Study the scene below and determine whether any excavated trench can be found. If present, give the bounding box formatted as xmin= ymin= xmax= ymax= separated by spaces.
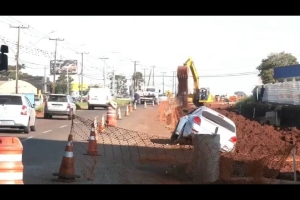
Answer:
xmin=174 ymin=103 xmax=300 ymax=182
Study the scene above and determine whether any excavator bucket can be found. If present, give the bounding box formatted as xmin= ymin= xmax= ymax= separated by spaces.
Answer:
xmin=177 ymin=65 xmax=189 ymax=108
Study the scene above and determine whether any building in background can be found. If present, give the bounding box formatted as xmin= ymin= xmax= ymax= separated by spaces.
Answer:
xmin=0 ymin=80 xmax=37 ymax=94
xmin=20 ymin=76 xmax=51 ymax=93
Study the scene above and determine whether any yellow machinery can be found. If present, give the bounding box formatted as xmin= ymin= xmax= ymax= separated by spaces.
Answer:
xmin=177 ymin=57 xmax=214 ymax=107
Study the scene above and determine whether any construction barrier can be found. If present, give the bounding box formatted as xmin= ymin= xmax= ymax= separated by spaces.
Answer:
xmin=0 ymin=137 xmax=23 ymax=184
xmin=107 ymin=106 xmax=117 ymax=127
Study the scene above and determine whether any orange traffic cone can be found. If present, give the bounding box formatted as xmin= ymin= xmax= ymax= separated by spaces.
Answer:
xmin=134 ymin=102 xmax=137 ymax=110
xmin=99 ymin=115 xmax=105 ymax=133
xmin=84 ymin=123 xmax=100 ymax=156
xmin=106 ymin=106 xmax=117 ymax=127
xmin=53 ymin=134 xmax=80 ymax=182
xmin=144 ymin=101 xmax=147 ymax=109
xmin=125 ymin=105 xmax=129 ymax=116
xmin=129 ymin=103 xmax=133 ymax=112
xmin=152 ymin=101 xmax=155 ymax=107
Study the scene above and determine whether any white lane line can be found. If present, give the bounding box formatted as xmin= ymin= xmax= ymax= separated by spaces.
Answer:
xmin=22 ymin=129 xmax=52 ymax=143
xmin=21 ymin=136 xmax=33 ymax=142
xmin=59 ymin=125 xmax=67 ymax=128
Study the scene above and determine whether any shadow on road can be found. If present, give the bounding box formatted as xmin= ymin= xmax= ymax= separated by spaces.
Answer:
xmin=22 ymin=136 xmax=194 ymax=184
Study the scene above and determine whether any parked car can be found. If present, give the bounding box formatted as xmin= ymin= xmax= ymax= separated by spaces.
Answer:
xmin=0 ymin=94 xmax=36 ymax=133
xmin=158 ymin=93 xmax=168 ymax=102
xmin=170 ymin=106 xmax=237 ymax=152
xmin=44 ymin=94 xmax=76 ymax=120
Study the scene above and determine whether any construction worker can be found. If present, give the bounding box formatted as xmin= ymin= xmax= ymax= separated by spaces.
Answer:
xmin=134 ymin=91 xmax=140 ymax=104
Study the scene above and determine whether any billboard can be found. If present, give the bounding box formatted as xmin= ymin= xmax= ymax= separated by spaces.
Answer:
xmin=50 ymin=60 xmax=78 ymax=75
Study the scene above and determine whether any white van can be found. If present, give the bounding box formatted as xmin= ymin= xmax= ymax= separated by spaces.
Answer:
xmin=87 ymin=88 xmax=112 ymax=110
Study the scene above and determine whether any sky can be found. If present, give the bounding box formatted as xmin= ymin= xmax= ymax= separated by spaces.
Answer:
xmin=1 ymin=16 xmax=300 ymax=95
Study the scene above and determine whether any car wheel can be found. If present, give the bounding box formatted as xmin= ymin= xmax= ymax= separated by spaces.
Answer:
xmin=30 ymin=119 xmax=36 ymax=131
xmin=24 ymin=120 xmax=30 ymax=134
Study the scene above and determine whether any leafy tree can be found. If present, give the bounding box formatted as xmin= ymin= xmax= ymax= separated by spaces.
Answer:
xmin=109 ymin=74 xmax=127 ymax=95
xmin=0 ymin=64 xmax=33 ymax=79
xmin=54 ymin=72 xmax=74 ymax=94
xmin=132 ymin=71 xmax=143 ymax=90
xmin=257 ymin=52 xmax=299 ymax=84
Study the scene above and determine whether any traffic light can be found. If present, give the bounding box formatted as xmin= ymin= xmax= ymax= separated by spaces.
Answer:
xmin=0 ymin=45 xmax=8 ymax=72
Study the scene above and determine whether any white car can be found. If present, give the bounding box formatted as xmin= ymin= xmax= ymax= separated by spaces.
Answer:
xmin=0 ymin=94 xmax=36 ymax=133
xmin=44 ymin=94 xmax=76 ymax=120
xmin=170 ymin=106 xmax=237 ymax=152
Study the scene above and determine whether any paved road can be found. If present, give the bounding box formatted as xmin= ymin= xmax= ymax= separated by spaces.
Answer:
xmin=0 ymin=104 xmax=185 ymax=184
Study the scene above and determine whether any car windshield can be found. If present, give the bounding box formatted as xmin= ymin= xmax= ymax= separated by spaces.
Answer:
xmin=48 ymin=95 xmax=68 ymax=102
xmin=202 ymin=111 xmax=236 ymax=132
xmin=0 ymin=96 xmax=22 ymax=105
xmin=146 ymin=88 xmax=155 ymax=92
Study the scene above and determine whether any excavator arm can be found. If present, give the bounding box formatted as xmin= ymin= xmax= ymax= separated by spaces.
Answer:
xmin=177 ymin=57 xmax=203 ymax=107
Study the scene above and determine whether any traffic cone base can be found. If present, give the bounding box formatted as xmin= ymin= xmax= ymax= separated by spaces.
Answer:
xmin=84 ymin=127 xmax=101 ymax=156
xmin=53 ymin=135 xmax=80 ymax=182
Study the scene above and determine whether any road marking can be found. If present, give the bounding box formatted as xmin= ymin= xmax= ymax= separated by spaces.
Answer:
xmin=42 ymin=130 xmax=52 ymax=133
xmin=60 ymin=125 xmax=67 ymax=128
xmin=21 ymin=136 xmax=33 ymax=142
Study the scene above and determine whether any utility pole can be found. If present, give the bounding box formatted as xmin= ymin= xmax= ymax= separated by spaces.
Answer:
xmin=162 ymin=72 xmax=166 ymax=93
xmin=77 ymin=52 xmax=89 ymax=101
xmin=49 ymin=38 xmax=64 ymax=94
xmin=172 ymin=71 xmax=175 ymax=94
xmin=10 ymin=25 xmax=29 ymax=94
xmin=174 ymin=71 xmax=177 ymax=95
xmin=152 ymin=66 xmax=155 ymax=87
xmin=44 ymin=66 xmax=47 ymax=93
xmin=132 ymin=61 xmax=139 ymax=92
xmin=99 ymin=57 xmax=109 ymax=88
xmin=142 ymin=68 xmax=147 ymax=87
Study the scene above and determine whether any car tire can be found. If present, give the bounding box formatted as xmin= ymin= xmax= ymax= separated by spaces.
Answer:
xmin=24 ymin=120 xmax=30 ymax=134
xmin=48 ymin=115 xmax=52 ymax=119
xmin=30 ymin=119 xmax=36 ymax=132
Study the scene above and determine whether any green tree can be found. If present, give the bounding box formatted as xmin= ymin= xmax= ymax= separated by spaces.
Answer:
xmin=109 ymin=74 xmax=127 ymax=95
xmin=257 ymin=52 xmax=299 ymax=84
xmin=55 ymin=72 xmax=74 ymax=94
xmin=132 ymin=71 xmax=143 ymax=90
xmin=0 ymin=64 xmax=33 ymax=79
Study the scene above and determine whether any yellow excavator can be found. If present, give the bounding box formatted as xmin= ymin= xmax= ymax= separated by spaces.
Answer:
xmin=177 ymin=57 xmax=214 ymax=107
